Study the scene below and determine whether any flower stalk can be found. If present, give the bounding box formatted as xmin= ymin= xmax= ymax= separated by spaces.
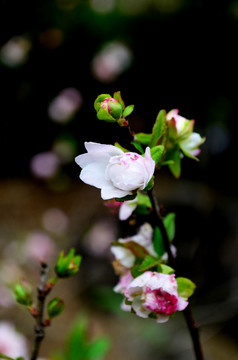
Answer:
xmin=148 ymin=188 xmax=204 ymax=360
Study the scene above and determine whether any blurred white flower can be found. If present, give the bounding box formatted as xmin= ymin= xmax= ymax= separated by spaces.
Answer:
xmin=0 ymin=36 xmax=31 ymax=67
xmin=91 ymin=41 xmax=133 ymax=82
xmin=48 ymin=88 xmax=83 ymax=123
xmin=0 ymin=322 xmax=29 ymax=358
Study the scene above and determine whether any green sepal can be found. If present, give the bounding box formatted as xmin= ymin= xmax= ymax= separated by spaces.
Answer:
xmin=123 ymin=105 xmax=134 ymax=118
xmin=134 ymin=132 xmax=152 ymax=145
xmin=153 ymin=226 xmax=165 ymax=257
xmin=131 ymin=141 xmax=144 ymax=154
xmin=149 ymin=109 xmax=167 ymax=148
xmin=143 ymin=176 xmax=154 ymax=191
xmin=96 ymin=107 xmax=116 ymax=122
xmin=107 ymin=100 xmax=123 ymax=120
xmin=55 ymin=248 xmax=82 ymax=278
xmin=94 ymin=94 xmax=111 ymax=111
xmin=168 ymin=149 xmax=181 ymax=178
xmin=150 ymin=145 xmax=165 ymax=166
xmin=138 ymin=255 xmax=162 ymax=272
xmin=176 ymin=277 xmax=196 ymax=298
xmin=164 ymin=213 xmax=176 ymax=242
xmin=113 ymin=91 xmax=125 ymax=109
xmin=115 ymin=193 xmax=137 ymax=202
xmin=157 ymin=264 xmax=175 ymax=275
xmin=47 ymin=297 xmax=65 ymax=319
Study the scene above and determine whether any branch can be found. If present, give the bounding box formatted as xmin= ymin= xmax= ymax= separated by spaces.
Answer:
xmin=30 ymin=262 xmax=49 ymax=360
xmin=148 ymin=188 xmax=204 ymax=360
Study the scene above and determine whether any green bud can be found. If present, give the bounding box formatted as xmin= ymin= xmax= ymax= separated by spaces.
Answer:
xmin=55 ymin=248 xmax=81 ymax=278
xmin=47 ymin=297 xmax=65 ymax=319
xmin=13 ymin=281 xmax=32 ymax=306
xmin=94 ymin=93 xmax=123 ymax=122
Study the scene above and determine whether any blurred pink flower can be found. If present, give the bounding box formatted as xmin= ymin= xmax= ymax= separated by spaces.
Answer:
xmin=75 ymin=142 xmax=155 ymax=200
xmin=30 ymin=151 xmax=60 ymax=179
xmin=0 ymin=322 xmax=29 ymax=358
xmin=23 ymin=230 xmax=56 ymax=262
xmin=48 ymin=88 xmax=82 ymax=123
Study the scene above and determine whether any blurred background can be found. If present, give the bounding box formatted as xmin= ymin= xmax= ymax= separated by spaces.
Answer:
xmin=0 ymin=0 xmax=238 ymax=359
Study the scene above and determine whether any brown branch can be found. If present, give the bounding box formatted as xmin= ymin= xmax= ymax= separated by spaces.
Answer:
xmin=148 ymin=188 xmax=204 ymax=360
xmin=30 ymin=262 xmax=49 ymax=360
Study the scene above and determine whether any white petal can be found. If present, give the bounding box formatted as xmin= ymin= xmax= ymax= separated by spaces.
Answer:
xmin=119 ymin=200 xmax=137 ymax=220
xmin=85 ymin=141 xmax=123 ymax=157
xmin=177 ymin=296 xmax=188 ymax=311
xmin=156 ymin=314 xmax=169 ymax=323
xmin=101 ymin=185 xmax=130 ymax=200
xmin=80 ymin=163 xmax=109 ymax=189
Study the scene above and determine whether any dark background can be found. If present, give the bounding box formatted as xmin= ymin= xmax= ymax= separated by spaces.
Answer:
xmin=0 ymin=1 xmax=238 ymax=359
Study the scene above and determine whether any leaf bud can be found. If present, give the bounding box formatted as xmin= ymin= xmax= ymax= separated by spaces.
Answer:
xmin=13 ymin=281 xmax=32 ymax=306
xmin=55 ymin=248 xmax=81 ymax=278
xmin=47 ymin=296 xmax=65 ymax=319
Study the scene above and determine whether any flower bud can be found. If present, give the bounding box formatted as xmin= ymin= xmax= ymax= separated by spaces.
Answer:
xmin=55 ymin=248 xmax=81 ymax=278
xmin=47 ymin=297 xmax=65 ymax=319
xmin=13 ymin=281 xmax=32 ymax=306
xmin=94 ymin=94 xmax=123 ymax=122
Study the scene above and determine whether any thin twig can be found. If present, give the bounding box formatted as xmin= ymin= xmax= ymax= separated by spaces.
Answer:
xmin=30 ymin=262 xmax=49 ymax=360
xmin=148 ymin=188 xmax=204 ymax=360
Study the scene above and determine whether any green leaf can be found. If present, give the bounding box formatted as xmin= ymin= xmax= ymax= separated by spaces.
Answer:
xmin=168 ymin=149 xmax=181 ymax=178
xmin=131 ymin=141 xmax=144 ymax=154
xmin=0 ymin=354 xmax=16 ymax=360
xmin=157 ymin=264 xmax=175 ymax=275
xmin=164 ymin=213 xmax=176 ymax=242
xmin=150 ymin=145 xmax=165 ymax=166
xmin=114 ymin=142 xmax=129 ymax=152
xmin=88 ymin=337 xmax=111 ymax=359
xmin=138 ymin=255 xmax=162 ymax=272
xmin=153 ymin=226 xmax=165 ymax=257
xmin=176 ymin=277 xmax=196 ymax=298
xmin=130 ymin=264 xmax=143 ymax=278
xmin=113 ymin=91 xmax=125 ymax=109
xmin=112 ymin=241 xmax=149 ymax=259
xmin=65 ymin=316 xmax=88 ymax=360
xmin=149 ymin=110 xmax=167 ymax=147
xmin=134 ymin=132 xmax=152 ymax=145
xmin=137 ymin=192 xmax=151 ymax=207
xmin=123 ymin=104 xmax=134 ymax=117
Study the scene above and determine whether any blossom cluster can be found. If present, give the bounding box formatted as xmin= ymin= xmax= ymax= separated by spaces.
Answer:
xmin=74 ymin=92 xmax=202 ymax=323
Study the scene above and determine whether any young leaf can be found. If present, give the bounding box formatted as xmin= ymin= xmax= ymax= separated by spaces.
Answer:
xmin=176 ymin=277 xmax=196 ymax=298
xmin=0 ymin=354 xmax=15 ymax=360
xmin=138 ymin=255 xmax=161 ymax=272
xmin=153 ymin=226 xmax=165 ymax=257
xmin=123 ymin=105 xmax=134 ymax=118
xmin=131 ymin=141 xmax=144 ymax=154
xmin=149 ymin=109 xmax=167 ymax=147
xmin=113 ymin=91 xmax=125 ymax=109
xmin=150 ymin=145 xmax=165 ymax=166
xmin=88 ymin=337 xmax=111 ymax=360
xmin=134 ymin=132 xmax=152 ymax=145
xmin=114 ymin=142 xmax=129 ymax=152
xmin=168 ymin=149 xmax=181 ymax=178
xmin=164 ymin=213 xmax=176 ymax=242
xmin=157 ymin=264 xmax=175 ymax=275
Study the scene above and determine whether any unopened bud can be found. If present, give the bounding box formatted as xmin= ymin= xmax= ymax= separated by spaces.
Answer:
xmin=55 ymin=248 xmax=81 ymax=278
xmin=47 ymin=296 xmax=65 ymax=319
xmin=13 ymin=281 xmax=32 ymax=306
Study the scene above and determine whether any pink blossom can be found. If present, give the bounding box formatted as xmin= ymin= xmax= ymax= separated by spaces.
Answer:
xmin=75 ymin=142 xmax=155 ymax=200
xmin=0 ymin=322 xmax=29 ymax=358
xmin=125 ymin=271 xmax=188 ymax=323
xmin=166 ymin=109 xmax=205 ymax=158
